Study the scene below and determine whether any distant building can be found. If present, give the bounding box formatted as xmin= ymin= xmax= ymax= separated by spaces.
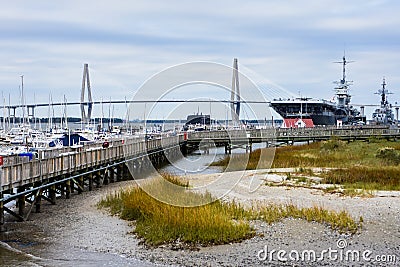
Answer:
xmin=281 ymin=118 xmax=315 ymax=128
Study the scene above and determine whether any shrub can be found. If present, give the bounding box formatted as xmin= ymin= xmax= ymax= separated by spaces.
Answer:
xmin=320 ymin=137 xmax=345 ymax=151
xmin=376 ymin=147 xmax=400 ymax=165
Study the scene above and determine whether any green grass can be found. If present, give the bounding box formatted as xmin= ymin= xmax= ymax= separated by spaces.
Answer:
xmin=250 ymin=204 xmax=360 ymax=234
xmin=214 ymin=139 xmax=400 ymax=169
xmin=98 ymin=174 xmax=361 ymax=247
xmin=321 ymin=166 xmax=400 ymax=191
xmin=212 ymin=139 xmax=400 ymax=191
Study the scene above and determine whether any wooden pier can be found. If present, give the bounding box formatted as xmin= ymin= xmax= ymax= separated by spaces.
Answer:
xmin=186 ymin=126 xmax=400 ymax=153
xmin=0 ymin=135 xmax=186 ymax=231
xmin=1 ymin=125 xmax=400 ymax=231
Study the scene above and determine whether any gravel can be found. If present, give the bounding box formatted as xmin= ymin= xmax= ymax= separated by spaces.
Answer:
xmin=1 ymin=169 xmax=399 ymax=266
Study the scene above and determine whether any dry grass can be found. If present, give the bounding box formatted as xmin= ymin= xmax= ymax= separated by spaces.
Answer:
xmin=322 ymin=167 xmax=400 ymax=191
xmin=250 ymin=203 xmax=360 ymax=234
xmin=98 ymin=173 xmax=254 ymax=246
xmin=212 ymin=140 xmax=400 ymax=191
xmin=98 ymin=174 xmax=361 ymax=246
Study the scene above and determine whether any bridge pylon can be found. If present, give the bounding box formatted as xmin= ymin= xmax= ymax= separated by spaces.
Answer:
xmin=81 ymin=63 xmax=93 ymax=124
xmin=231 ymin=58 xmax=240 ymax=125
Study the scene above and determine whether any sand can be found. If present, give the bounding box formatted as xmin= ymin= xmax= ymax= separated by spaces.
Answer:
xmin=1 ymin=169 xmax=399 ymax=266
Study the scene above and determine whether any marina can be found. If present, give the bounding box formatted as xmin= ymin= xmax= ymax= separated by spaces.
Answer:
xmin=1 ymin=56 xmax=400 ymax=231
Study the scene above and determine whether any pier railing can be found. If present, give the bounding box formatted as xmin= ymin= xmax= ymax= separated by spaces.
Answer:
xmin=187 ymin=126 xmax=400 ymax=142
xmin=0 ymin=134 xmax=184 ymax=192
xmin=1 ymin=126 xmax=399 ymax=192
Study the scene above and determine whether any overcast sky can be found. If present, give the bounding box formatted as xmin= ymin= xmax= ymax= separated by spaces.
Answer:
xmin=0 ymin=0 xmax=399 ymax=119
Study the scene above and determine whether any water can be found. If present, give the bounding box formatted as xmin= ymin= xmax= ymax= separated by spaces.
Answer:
xmin=161 ymin=147 xmax=225 ymax=175
xmin=161 ymin=142 xmax=267 ymax=176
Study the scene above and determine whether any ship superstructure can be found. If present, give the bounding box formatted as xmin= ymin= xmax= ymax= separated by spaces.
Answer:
xmin=372 ymin=77 xmax=394 ymax=125
xmin=270 ymin=55 xmax=365 ymax=127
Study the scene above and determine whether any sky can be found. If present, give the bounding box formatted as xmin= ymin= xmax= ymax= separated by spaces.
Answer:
xmin=0 ymin=0 xmax=400 ymax=119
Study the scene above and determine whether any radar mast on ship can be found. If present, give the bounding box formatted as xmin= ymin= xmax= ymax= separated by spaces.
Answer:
xmin=333 ymin=54 xmax=354 ymax=109
xmin=376 ymin=77 xmax=392 ymax=108
xmin=372 ymin=77 xmax=394 ymax=125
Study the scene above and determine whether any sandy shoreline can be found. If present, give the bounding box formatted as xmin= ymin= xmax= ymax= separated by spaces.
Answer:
xmin=1 ymin=169 xmax=399 ymax=266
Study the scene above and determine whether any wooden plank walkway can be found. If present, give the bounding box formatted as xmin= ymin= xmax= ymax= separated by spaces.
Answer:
xmin=186 ymin=126 xmax=400 ymax=152
xmin=0 ymin=134 xmax=185 ymax=230
xmin=1 ymin=125 xmax=399 ymax=230
xmin=0 ymin=135 xmax=184 ymax=192
xmin=187 ymin=126 xmax=400 ymax=144
xmin=1 ymin=126 xmax=398 ymax=194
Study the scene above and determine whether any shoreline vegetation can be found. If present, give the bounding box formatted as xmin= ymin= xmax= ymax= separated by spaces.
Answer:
xmin=98 ymin=173 xmax=361 ymax=248
xmin=212 ymin=138 xmax=400 ymax=193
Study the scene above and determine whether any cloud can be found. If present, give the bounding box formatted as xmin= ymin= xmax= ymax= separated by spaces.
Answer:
xmin=0 ymin=0 xmax=399 ymax=119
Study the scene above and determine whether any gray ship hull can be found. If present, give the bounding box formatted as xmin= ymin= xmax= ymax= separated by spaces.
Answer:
xmin=310 ymin=114 xmax=336 ymax=125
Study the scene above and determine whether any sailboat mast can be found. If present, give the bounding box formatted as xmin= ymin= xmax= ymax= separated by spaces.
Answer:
xmin=100 ymin=97 xmax=104 ymax=131
xmin=2 ymin=92 xmax=5 ymax=131
xmin=108 ymin=97 xmax=112 ymax=132
xmin=9 ymin=93 xmax=13 ymax=127
xmin=34 ymin=93 xmax=37 ymax=129
xmin=21 ymin=75 xmax=25 ymax=125
xmin=63 ymin=95 xmax=68 ymax=130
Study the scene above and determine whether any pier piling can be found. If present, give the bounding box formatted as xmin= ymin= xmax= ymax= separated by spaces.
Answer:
xmin=17 ymin=188 xmax=25 ymax=217
xmin=65 ymin=180 xmax=71 ymax=199
xmin=0 ymin=193 xmax=4 ymax=232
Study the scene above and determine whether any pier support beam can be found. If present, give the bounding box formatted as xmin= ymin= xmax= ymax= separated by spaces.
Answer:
xmin=103 ymin=168 xmax=109 ymax=185
xmin=77 ymin=176 xmax=84 ymax=194
xmin=116 ymin=165 xmax=122 ymax=181
xmin=225 ymin=143 xmax=231 ymax=154
xmin=70 ymin=178 xmax=75 ymax=194
xmin=0 ymin=193 xmax=4 ymax=232
xmin=122 ymin=164 xmax=128 ymax=180
xmin=65 ymin=180 xmax=71 ymax=199
xmin=88 ymin=171 xmax=93 ymax=191
xmin=245 ymin=144 xmax=252 ymax=153
xmin=110 ymin=167 xmax=115 ymax=183
xmin=49 ymin=184 xmax=56 ymax=205
xmin=17 ymin=187 xmax=26 ymax=217
xmin=35 ymin=190 xmax=42 ymax=213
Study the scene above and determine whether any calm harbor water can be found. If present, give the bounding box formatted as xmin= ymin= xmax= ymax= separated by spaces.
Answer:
xmin=0 ymin=132 xmax=266 ymax=266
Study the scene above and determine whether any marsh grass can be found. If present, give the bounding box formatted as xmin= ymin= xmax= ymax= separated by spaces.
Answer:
xmin=214 ymin=140 xmax=400 ymax=168
xmin=99 ymin=174 xmax=254 ymax=246
xmin=249 ymin=204 xmax=359 ymax=234
xmin=98 ymin=174 xmax=361 ymax=246
xmin=322 ymin=167 xmax=400 ymax=191
xmin=212 ymin=140 xmax=400 ymax=191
